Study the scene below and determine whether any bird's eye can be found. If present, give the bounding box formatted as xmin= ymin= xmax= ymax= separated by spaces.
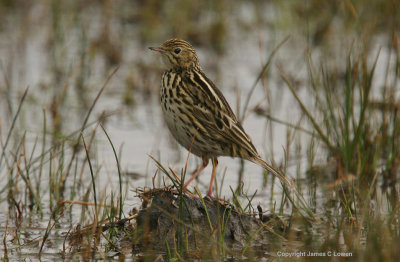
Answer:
xmin=174 ymin=48 xmax=181 ymax=54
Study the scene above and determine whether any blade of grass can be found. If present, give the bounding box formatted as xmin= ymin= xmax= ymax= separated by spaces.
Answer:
xmin=148 ymin=154 xmax=180 ymax=189
xmin=100 ymin=124 xmax=123 ymax=220
xmin=60 ymin=66 xmax=119 ymax=189
xmin=194 ymin=189 xmax=214 ymax=231
xmin=0 ymin=86 xmax=29 ymax=169
xmin=240 ymin=36 xmax=290 ymax=121
xmin=81 ymin=133 xmax=98 ymax=216
xmin=281 ymin=73 xmax=335 ymax=152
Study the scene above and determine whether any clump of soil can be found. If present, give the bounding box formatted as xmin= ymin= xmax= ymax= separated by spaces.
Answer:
xmin=132 ymin=188 xmax=287 ymax=259
xmin=66 ymin=188 xmax=290 ymax=260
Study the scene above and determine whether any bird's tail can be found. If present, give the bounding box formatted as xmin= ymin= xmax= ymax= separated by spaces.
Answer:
xmin=250 ymin=157 xmax=294 ymax=189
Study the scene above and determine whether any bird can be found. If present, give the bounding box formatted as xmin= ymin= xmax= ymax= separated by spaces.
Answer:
xmin=149 ymin=39 xmax=292 ymax=197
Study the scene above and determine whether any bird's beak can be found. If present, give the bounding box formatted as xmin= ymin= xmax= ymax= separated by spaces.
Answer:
xmin=149 ymin=46 xmax=165 ymax=53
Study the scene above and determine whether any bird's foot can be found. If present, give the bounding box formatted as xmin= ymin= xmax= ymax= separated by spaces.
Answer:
xmin=204 ymin=193 xmax=230 ymax=205
xmin=170 ymin=187 xmax=199 ymax=199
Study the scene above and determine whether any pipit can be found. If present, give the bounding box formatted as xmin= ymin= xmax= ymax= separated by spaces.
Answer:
xmin=149 ymin=39 xmax=292 ymax=197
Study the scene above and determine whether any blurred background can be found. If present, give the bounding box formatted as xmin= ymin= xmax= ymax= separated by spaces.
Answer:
xmin=0 ymin=0 xmax=399 ymax=260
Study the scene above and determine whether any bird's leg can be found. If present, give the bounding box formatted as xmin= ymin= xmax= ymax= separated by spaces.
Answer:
xmin=207 ymin=157 xmax=218 ymax=197
xmin=183 ymin=157 xmax=209 ymax=191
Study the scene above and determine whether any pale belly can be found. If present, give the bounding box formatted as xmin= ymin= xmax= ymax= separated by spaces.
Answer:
xmin=161 ymin=103 xmax=205 ymax=157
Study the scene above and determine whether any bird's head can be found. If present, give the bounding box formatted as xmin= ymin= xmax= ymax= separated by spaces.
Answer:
xmin=149 ymin=39 xmax=200 ymax=71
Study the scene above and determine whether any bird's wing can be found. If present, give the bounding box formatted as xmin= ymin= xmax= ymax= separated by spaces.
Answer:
xmin=183 ymin=70 xmax=258 ymax=158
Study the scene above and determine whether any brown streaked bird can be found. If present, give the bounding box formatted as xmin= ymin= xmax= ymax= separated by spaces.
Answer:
xmin=149 ymin=39 xmax=292 ymax=197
